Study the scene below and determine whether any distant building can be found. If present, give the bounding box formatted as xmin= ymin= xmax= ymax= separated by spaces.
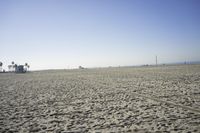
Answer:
xmin=15 ymin=65 xmax=26 ymax=73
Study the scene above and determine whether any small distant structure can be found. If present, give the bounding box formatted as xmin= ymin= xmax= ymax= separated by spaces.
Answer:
xmin=15 ymin=65 xmax=26 ymax=73
xmin=79 ymin=66 xmax=84 ymax=69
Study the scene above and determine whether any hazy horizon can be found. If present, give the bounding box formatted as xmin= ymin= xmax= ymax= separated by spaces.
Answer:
xmin=1 ymin=0 xmax=200 ymax=70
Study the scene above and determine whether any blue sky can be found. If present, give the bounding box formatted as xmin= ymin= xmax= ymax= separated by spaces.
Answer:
xmin=0 ymin=0 xmax=200 ymax=70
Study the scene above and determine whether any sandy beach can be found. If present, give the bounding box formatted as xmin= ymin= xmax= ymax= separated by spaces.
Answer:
xmin=0 ymin=64 xmax=200 ymax=132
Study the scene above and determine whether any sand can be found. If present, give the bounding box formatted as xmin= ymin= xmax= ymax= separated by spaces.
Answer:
xmin=0 ymin=64 xmax=200 ymax=132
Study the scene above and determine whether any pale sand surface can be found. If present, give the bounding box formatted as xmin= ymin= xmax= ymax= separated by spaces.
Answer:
xmin=0 ymin=65 xmax=200 ymax=132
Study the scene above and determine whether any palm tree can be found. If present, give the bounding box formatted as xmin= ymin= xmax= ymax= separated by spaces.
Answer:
xmin=11 ymin=61 xmax=15 ymax=72
xmin=27 ymin=65 xmax=30 ymax=71
xmin=14 ymin=64 xmax=18 ymax=72
xmin=25 ymin=63 xmax=28 ymax=71
xmin=25 ymin=63 xmax=30 ymax=72
xmin=0 ymin=62 xmax=3 ymax=72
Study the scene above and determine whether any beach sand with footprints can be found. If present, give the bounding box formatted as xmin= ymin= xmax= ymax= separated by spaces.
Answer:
xmin=0 ymin=65 xmax=200 ymax=132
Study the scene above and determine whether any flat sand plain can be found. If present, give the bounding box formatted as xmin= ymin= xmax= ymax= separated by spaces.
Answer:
xmin=0 ymin=65 xmax=200 ymax=133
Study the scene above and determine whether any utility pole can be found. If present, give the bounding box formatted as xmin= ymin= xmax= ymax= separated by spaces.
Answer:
xmin=156 ymin=55 xmax=158 ymax=66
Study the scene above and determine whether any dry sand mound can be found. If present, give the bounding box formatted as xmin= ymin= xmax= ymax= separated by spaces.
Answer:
xmin=0 ymin=65 xmax=200 ymax=132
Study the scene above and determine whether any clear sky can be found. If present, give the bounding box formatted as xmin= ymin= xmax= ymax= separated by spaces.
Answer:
xmin=0 ymin=0 xmax=200 ymax=70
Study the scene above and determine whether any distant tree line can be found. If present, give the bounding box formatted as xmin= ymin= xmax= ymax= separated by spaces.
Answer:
xmin=0 ymin=61 xmax=30 ymax=73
